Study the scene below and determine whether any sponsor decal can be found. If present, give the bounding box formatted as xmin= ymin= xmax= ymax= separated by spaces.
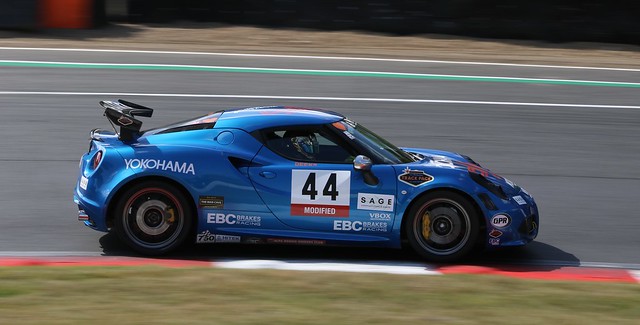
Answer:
xmin=124 ymin=158 xmax=195 ymax=175
xmin=79 ymin=176 xmax=88 ymax=190
xmin=489 ymin=238 xmax=500 ymax=246
xmin=357 ymin=193 xmax=394 ymax=212
xmin=343 ymin=131 xmax=356 ymax=140
xmin=453 ymin=160 xmax=503 ymax=180
xmin=490 ymin=214 xmax=511 ymax=228
xmin=243 ymin=237 xmax=263 ymax=244
xmin=294 ymin=162 xmax=318 ymax=167
xmin=199 ymin=196 xmax=224 ymax=209
xmin=215 ymin=234 xmax=242 ymax=243
xmin=196 ymin=230 xmax=216 ymax=243
xmin=295 ymin=205 xmax=345 ymax=216
xmin=342 ymin=118 xmax=357 ymax=128
xmin=398 ymin=167 xmax=434 ymax=187
xmin=206 ymin=213 xmax=261 ymax=227
xmin=266 ymin=238 xmax=326 ymax=245
xmin=333 ymin=220 xmax=388 ymax=232
xmin=429 ymin=155 xmax=456 ymax=169
xmin=489 ymin=229 xmax=503 ymax=238
xmin=369 ymin=212 xmax=392 ymax=221
xmin=117 ymin=116 xmax=133 ymax=126
xmin=291 ymin=170 xmax=350 ymax=217
xmin=513 ymin=196 xmax=526 ymax=205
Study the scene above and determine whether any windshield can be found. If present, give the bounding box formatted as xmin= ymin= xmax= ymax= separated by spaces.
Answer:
xmin=331 ymin=118 xmax=416 ymax=164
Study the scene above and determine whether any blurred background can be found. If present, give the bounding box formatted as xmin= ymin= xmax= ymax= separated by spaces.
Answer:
xmin=1 ymin=2 xmax=639 ymax=322
xmin=2 ymin=0 xmax=639 ymax=44
xmin=0 ymin=0 xmax=638 ymax=268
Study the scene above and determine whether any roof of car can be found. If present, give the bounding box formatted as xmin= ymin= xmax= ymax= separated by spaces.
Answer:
xmin=213 ymin=106 xmax=345 ymax=132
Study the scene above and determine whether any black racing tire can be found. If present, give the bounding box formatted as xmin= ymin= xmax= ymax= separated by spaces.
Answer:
xmin=405 ymin=191 xmax=479 ymax=262
xmin=114 ymin=181 xmax=193 ymax=255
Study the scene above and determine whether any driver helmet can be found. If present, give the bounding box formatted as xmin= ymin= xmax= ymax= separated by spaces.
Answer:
xmin=287 ymin=131 xmax=319 ymax=160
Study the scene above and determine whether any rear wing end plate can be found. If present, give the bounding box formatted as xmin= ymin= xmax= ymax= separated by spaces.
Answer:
xmin=100 ymin=99 xmax=154 ymax=141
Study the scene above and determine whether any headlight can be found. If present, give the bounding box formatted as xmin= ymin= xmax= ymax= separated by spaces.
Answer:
xmin=460 ymin=154 xmax=481 ymax=167
xmin=469 ymin=172 xmax=507 ymax=200
xmin=503 ymin=177 xmax=521 ymax=192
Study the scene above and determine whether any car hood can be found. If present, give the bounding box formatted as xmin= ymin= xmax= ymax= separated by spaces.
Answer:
xmin=401 ymin=147 xmax=467 ymax=162
xmin=401 ymin=147 xmax=521 ymax=194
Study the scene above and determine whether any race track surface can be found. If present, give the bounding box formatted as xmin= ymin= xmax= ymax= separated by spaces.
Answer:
xmin=0 ymin=46 xmax=638 ymax=268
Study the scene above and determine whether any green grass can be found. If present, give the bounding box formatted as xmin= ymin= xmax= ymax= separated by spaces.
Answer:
xmin=0 ymin=267 xmax=638 ymax=324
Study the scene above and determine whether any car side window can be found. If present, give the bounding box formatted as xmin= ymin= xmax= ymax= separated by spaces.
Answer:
xmin=263 ymin=128 xmax=355 ymax=164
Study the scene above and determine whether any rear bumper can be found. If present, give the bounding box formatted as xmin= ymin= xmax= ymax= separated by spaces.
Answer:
xmin=74 ymin=187 xmax=108 ymax=232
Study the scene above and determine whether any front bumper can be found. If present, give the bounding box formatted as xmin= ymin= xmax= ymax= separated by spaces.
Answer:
xmin=482 ymin=191 xmax=539 ymax=248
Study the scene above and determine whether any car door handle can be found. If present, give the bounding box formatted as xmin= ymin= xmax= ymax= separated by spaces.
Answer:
xmin=259 ymin=171 xmax=276 ymax=179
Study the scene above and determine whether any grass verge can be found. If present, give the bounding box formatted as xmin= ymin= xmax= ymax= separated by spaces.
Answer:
xmin=0 ymin=266 xmax=639 ymax=324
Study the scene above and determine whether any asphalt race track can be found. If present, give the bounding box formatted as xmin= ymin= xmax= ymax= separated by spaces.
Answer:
xmin=0 ymin=47 xmax=639 ymax=268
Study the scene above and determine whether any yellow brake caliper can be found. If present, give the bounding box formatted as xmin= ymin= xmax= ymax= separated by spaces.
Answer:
xmin=165 ymin=207 xmax=176 ymax=224
xmin=421 ymin=211 xmax=431 ymax=240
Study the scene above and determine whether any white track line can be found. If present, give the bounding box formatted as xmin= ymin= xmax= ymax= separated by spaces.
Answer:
xmin=578 ymin=261 xmax=640 ymax=270
xmin=1 ymin=91 xmax=639 ymax=110
xmin=4 ymin=59 xmax=638 ymax=86
xmin=215 ymin=259 xmax=440 ymax=275
xmin=630 ymin=270 xmax=640 ymax=283
xmin=1 ymin=47 xmax=638 ymax=72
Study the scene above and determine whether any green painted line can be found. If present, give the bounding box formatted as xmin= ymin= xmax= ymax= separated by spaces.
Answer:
xmin=2 ymin=60 xmax=639 ymax=88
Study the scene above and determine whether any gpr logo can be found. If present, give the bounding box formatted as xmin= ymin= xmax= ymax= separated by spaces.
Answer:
xmin=334 ymin=220 xmax=362 ymax=231
xmin=490 ymin=214 xmax=510 ymax=228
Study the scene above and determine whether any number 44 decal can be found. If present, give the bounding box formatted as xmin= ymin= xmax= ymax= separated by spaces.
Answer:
xmin=291 ymin=170 xmax=350 ymax=217
xmin=302 ymin=172 xmax=339 ymax=201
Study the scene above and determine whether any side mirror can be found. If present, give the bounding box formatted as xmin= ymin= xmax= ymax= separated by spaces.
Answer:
xmin=353 ymin=155 xmax=372 ymax=171
xmin=353 ymin=155 xmax=379 ymax=185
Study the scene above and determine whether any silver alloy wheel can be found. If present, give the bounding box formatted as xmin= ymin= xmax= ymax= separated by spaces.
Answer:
xmin=412 ymin=198 xmax=472 ymax=256
xmin=134 ymin=200 xmax=172 ymax=236
xmin=122 ymin=187 xmax=185 ymax=250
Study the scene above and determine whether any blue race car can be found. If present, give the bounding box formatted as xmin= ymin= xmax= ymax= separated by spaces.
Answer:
xmin=74 ymin=100 xmax=538 ymax=262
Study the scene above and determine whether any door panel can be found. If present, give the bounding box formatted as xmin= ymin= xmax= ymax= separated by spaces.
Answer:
xmin=249 ymin=146 xmax=398 ymax=233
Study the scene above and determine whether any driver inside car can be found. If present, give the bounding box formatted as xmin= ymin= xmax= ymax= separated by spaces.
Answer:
xmin=283 ymin=130 xmax=319 ymax=160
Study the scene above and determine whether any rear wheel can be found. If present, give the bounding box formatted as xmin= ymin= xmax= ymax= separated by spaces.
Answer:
xmin=405 ymin=191 xmax=479 ymax=262
xmin=114 ymin=181 xmax=193 ymax=255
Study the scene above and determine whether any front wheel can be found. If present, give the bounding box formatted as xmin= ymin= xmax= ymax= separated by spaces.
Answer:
xmin=114 ymin=181 xmax=193 ymax=255
xmin=405 ymin=191 xmax=479 ymax=262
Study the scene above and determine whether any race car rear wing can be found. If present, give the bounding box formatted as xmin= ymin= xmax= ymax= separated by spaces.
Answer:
xmin=100 ymin=99 xmax=154 ymax=141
